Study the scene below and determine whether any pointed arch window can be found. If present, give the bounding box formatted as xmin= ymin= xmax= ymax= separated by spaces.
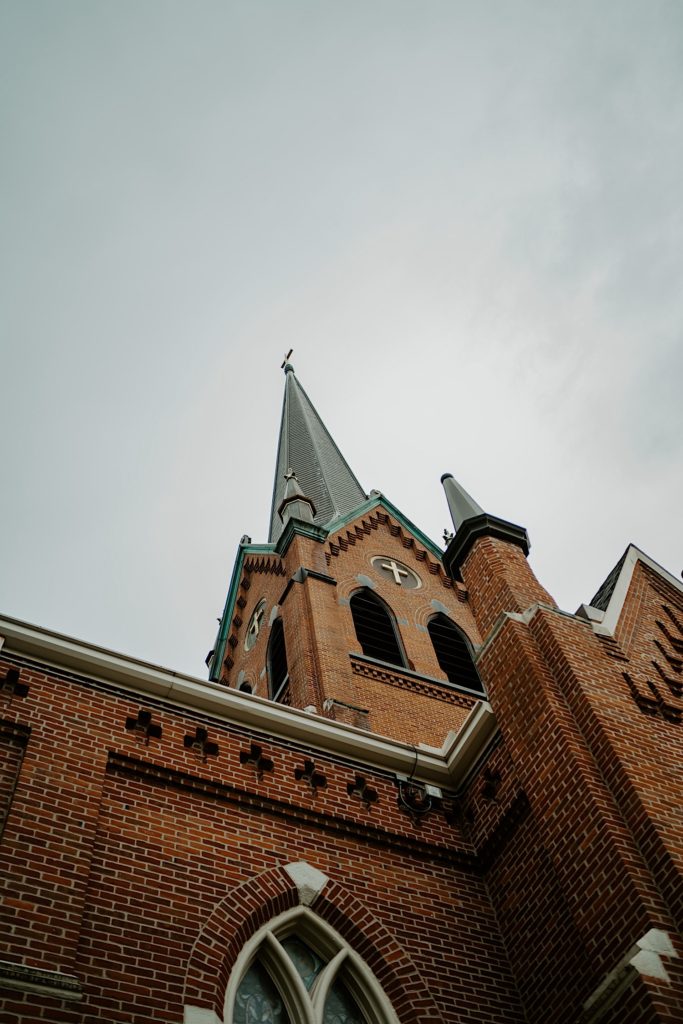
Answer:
xmin=350 ymin=590 xmax=406 ymax=669
xmin=227 ymin=907 xmax=399 ymax=1024
xmin=267 ymin=618 xmax=289 ymax=702
xmin=428 ymin=614 xmax=485 ymax=695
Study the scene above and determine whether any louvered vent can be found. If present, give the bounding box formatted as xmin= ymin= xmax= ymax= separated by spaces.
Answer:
xmin=350 ymin=590 xmax=406 ymax=669
xmin=267 ymin=619 xmax=289 ymax=701
xmin=428 ymin=615 xmax=485 ymax=694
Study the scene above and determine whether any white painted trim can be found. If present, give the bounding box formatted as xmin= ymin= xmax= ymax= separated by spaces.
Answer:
xmin=476 ymin=602 xmax=590 ymax=662
xmin=184 ymin=1008 xmax=222 ymax=1024
xmin=599 ymin=545 xmax=683 ymax=638
xmin=284 ymin=862 xmax=329 ymax=906
xmin=0 ymin=961 xmax=82 ymax=1001
xmin=582 ymin=928 xmax=679 ymax=1022
xmin=223 ymin=904 xmax=401 ymax=1024
xmin=0 ymin=614 xmax=496 ymax=788
xmin=441 ymin=701 xmax=498 ymax=787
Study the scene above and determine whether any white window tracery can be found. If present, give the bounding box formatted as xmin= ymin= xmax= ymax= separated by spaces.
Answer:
xmin=225 ymin=906 xmax=399 ymax=1024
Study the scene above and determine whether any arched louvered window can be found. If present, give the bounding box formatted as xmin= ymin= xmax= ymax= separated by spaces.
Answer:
xmin=227 ymin=906 xmax=399 ymax=1024
xmin=267 ymin=618 xmax=289 ymax=701
xmin=428 ymin=614 xmax=485 ymax=695
xmin=350 ymin=590 xmax=406 ymax=669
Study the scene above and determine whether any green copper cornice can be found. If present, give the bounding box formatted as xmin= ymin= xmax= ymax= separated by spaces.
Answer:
xmin=209 ymin=542 xmax=275 ymax=682
xmin=274 ymin=518 xmax=330 ymax=556
xmin=210 ymin=494 xmax=443 ymax=681
xmin=325 ymin=493 xmax=443 ymax=561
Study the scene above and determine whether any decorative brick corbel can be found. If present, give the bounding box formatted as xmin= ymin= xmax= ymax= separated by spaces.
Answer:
xmin=480 ymin=767 xmax=502 ymax=801
xmin=239 ymin=742 xmax=274 ymax=775
xmin=294 ymin=759 xmax=327 ymax=791
xmin=0 ymin=666 xmax=29 ymax=700
xmin=183 ymin=726 xmax=219 ymax=760
xmin=125 ymin=709 xmax=162 ymax=744
xmin=347 ymin=774 xmax=378 ymax=806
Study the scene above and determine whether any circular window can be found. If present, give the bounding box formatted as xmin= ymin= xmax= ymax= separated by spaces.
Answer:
xmin=370 ymin=556 xmax=421 ymax=590
xmin=244 ymin=599 xmax=267 ymax=651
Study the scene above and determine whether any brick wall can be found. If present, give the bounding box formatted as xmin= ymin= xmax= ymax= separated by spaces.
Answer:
xmin=457 ymin=536 xmax=683 ymax=1023
xmin=0 ymin=652 xmax=525 ymax=1024
xmin=223 ymin=507 xmax=484 ymax=748
xmin=2 ymin=524 xmax=682 ymax=1023
xmin=0 ymin=721 xmax=27 ymax=839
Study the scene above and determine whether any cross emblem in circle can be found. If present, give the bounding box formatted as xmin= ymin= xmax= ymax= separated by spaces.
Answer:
xmin=248 ymin=606 xmax=264 ymax=639
xmin=381 ymin=560 xmax=409 ymax=586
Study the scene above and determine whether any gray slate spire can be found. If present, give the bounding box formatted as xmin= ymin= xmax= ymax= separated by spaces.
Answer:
xmin=269 ymin=363 xmax=366 ymax=543
xmin=441 ymin=473 xmax=484 ymax=532
xmin=440 ymin=471 xmax=530 ymax=577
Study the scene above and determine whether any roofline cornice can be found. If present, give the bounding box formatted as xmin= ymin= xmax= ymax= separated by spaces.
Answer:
xmin=210 ymin=542 xmax=276 ymax=681
xmin=0 ymin=614 xmax=497 ymax=789
xmin=592 ymin=544 xmax=683 ymax=637
xmin=325 ymin=494 xmax=444 ymax=561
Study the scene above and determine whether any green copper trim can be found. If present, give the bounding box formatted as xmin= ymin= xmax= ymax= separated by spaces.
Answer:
xmin=325 ymin=494 xmax=443 ymax=561
xmin=209 ymin=542 xmax=275 ymax=682
xmin=210 ymin=497 xmax=442 ymax=681
xmin=274 ymin=518 xmax=330 ymax=556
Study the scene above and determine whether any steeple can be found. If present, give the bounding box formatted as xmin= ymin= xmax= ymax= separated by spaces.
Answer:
xmin=268 ymin=361 xmax=366 ymax=543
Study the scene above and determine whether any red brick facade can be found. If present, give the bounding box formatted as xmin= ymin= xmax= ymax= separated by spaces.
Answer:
xmin=1 ymin=499 xmax=682 ymax=1023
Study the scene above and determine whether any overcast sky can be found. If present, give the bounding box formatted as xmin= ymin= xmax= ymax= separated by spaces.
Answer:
xmin=1 ymin=1 xmax=681 ymax=677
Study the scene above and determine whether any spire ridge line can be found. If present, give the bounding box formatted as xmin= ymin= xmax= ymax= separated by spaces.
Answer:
xmin=268 ymin=368 xmax=366 ymax=543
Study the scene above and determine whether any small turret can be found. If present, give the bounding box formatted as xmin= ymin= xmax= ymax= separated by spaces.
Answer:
xmin=277 ymin=468 xmax=316 ymax=527
xmin=441 ymin=472 xmax=529 ymax=579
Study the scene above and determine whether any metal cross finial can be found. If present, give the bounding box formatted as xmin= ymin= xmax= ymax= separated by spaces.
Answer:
xmin=281 ymin=348 xmax=293 ymax=369
xmin=284 ymin=467 xmax=297 ymax=481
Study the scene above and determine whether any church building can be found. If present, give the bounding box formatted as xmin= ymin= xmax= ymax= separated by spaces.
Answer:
xmin=1 ymin=361 xmax=682 ymax=1023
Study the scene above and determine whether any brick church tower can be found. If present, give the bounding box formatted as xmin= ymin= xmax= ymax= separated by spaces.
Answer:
xmin=0 ymin=361 xmax=682 ymax=1023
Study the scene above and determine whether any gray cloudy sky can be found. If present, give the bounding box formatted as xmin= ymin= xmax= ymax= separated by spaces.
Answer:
xmin=1 ymin=1 xmax=681 ymax=677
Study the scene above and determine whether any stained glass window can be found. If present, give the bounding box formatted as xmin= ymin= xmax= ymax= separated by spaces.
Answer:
xmin=323 ymin=979 xmax=365 ymax=1024
xmin=281 ymin=936 xmax=324 ymax=991
xmin=229 ymin=910 xmax=394 ymax=1024
xmin=234 ymin=961 xmax=290 ymax=1024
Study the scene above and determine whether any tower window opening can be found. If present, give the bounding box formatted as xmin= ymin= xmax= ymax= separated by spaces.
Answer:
xmin=267 ymin=618 xmax=289 ymax=701
xmin=350 ymin=590 xmax=407 ymax=669
xmin=428 ymin=614 xmax=485 ymax=694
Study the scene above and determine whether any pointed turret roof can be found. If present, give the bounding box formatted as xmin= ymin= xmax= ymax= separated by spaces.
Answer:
xmin=441 ymin=473 xmax=484 ymax=531
xmin=268 ymin=362 xmax=366 ymax=543
xmin=441 ymin=471 xmax=530 ymax=577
